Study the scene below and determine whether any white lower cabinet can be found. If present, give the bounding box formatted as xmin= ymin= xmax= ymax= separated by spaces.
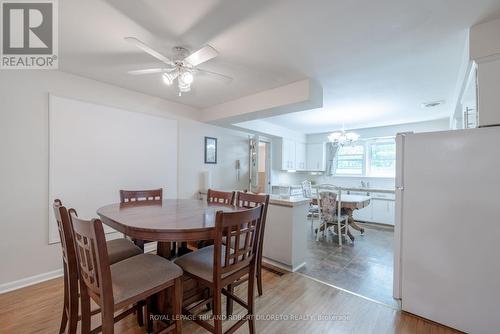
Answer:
xmin=352 ymin=196 xmax=395 ymax=225
xmin=353 ymin=204 xmax=372 ymax=222
xmin=370 ymin=199 xmax=395 ymax=225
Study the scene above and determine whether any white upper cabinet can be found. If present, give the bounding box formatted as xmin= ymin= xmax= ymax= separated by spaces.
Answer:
xmin=295 ymin=142 xmax=306 ymax=170
xmin=280 ymin=139 xmax=325 ymax=171
xmin=306 ymin=143 xmax=326 ymax=171
xmin=281 ymin=138 xmax=296 ymax=170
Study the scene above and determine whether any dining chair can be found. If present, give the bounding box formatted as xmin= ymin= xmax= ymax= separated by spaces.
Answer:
xmin=234 ymin=192 xmax=269 ymax=296
xmin=174 ymin=206 xmax=263 ymax=334
xmin=317 ymin=191 xmax=352 ymax=242
xmin=119 ymin=188 xmax=163 ymax=250
xmin=53 ymin=199 xmax=144 ymax=334
xmin=207 ymin=189 xmax=235 ymax=205
xmin=194 ymin=189 xmax=236 ymax=250
xmin=69 ymin=210 xmax=184 ymax=334
xmin=223 ymin=192 xmax=269 ymax=317
xmin=302 ymin=180 xmax=319 ymax=226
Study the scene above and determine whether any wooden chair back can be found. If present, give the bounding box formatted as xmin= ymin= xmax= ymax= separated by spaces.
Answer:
xmin=235 ymin=192 xmax=269 ymax=261
xmin=53 ymin=199 xmax=80 ymax=332
xmin=213 ymin=206 xmax=263 ymax=283
xmin=207 ymin=189 xmax=235 ymax=205
xmin=69 ymin=211 xmax=113 ymax=306
xmin=53 ymin=200 xmax=78 ymax=279
xmin=119 ymin=188 xmax=163 ymax=203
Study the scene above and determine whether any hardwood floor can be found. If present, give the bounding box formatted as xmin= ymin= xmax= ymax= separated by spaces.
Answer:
xmin=0 ymin=270 xmax=460 ymax=334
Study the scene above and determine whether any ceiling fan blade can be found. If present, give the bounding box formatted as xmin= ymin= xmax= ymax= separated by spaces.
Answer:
xmin=125 ymin=37 xmax=174 ymax=66
xmin=196 ymin=68 xmax=233 ymax=83
xmin=127 ymin=68 xmax=173 ymax=75
xmin=184 ymin=45 xmax=218 ymax=66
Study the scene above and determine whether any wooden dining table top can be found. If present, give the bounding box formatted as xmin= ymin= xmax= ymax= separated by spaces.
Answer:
xmin=311 ymin=194 xmax=371 ymax=210
xmin=339 ymin=194 xmax=371 ymax=210
xmin=97 ymin=199 xmax=247 ymax=242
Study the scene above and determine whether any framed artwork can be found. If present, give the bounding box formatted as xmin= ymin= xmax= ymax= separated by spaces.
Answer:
xmin=204 ymin=137 xmax=217 ymax=164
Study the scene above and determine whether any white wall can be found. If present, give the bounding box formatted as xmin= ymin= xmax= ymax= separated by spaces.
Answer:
xmin=177 ymin=119 xmax=249 ymax=199
xmin=0 ymin=70 xmax=249 ymax=287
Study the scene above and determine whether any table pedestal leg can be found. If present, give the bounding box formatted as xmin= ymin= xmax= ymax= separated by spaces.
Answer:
xmin=157 ymin=241 xmax=174 ymax=259
xmin=154 ymin=241 xmax=207 ymax=323
xmin=345 ymin=209 xmax=365 ymax=234
xmin=177 ymin=242 xmax=191 ymax=256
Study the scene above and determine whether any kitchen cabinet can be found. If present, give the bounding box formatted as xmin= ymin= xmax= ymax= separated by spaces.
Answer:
xmin=371 ymin=198 xmax=395 ymax=225
xmin=353 ymin=203 xmax=372 ymax=222
xmin=280 ymin=139 xmax=325 ymax=171
xmin=306 ymin=143 xmax=326 ymax=171
xmin=281 ymin=139 xmax=296 ymax=170
xmin=295 ymin=142 xmax=306 ymax=170
xmin=352 ymin=193 xmax=395 ymax=225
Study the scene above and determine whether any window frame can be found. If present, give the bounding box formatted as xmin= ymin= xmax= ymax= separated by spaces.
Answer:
xmin=334 ymin=144 xmax=365 ymax=176
xmin=366 ymin=139 xmax=396 ymax=178
xmin=333 ymin=137 xmax=396 ymax=178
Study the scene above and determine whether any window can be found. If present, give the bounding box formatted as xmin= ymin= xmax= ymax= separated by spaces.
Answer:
xmin=368 ymin=141 xmax=396 ymax=177
xmin=333 ymin=138 xmax=396 ymax=177
xmin=335 ymin=145 xmax=364 ymax=175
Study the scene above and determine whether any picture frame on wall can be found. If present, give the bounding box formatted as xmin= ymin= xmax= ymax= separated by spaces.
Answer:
xmin=204 ymin=137 xmax=217 ymax=164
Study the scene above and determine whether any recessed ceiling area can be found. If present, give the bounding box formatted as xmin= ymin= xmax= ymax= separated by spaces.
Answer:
xmin=59 ymin=0 xmax=500 ymax=131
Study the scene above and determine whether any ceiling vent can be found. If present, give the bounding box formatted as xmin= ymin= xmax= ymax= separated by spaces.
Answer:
xmin=421 ymin=100 xmax=445 ymax=109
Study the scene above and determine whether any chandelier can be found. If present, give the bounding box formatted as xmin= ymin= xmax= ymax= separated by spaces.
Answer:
xmin=328 ymin=129 xmax=360 ymax=145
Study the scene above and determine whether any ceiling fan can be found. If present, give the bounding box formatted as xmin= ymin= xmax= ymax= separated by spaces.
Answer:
xmin=125 ymin=37 xmax=233 ymax=96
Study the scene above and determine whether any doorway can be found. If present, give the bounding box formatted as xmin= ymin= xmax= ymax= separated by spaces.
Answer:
xmin=249 ymin=137 xmax=271 ymax=194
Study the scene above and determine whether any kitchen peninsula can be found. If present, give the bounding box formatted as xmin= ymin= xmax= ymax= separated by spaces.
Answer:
xmin=262 ymin=195 xmax=310 ymax=272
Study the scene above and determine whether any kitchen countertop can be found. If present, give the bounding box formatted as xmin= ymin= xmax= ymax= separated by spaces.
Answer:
xmin=269 ymin=195 xmax=310 ymax=207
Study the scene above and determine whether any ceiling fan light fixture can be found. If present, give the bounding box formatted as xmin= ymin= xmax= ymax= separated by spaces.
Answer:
xmin=126 ymin=37 xmax=232 ymax=97
xmin=162 ymin=72 xmax=174 ymax=86
xmin=179 ymin=70 xmax=194 ymax=85
xmin=178 ymin=80 xmax=191 ymax=93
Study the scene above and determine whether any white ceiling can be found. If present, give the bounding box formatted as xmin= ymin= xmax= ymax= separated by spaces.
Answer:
xmin=60 ymin=0 xmax=500 ymax=131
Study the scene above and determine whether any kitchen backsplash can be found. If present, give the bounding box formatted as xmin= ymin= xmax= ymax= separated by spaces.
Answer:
xmin=272 ymin=170 xmax=395 ymax=190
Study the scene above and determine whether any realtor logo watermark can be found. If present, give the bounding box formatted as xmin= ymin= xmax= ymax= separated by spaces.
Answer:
xmin=1 ymin=0 xmax=58 ymax=69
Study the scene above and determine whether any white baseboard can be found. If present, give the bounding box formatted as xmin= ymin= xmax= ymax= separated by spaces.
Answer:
xmin=0 ymin=268 xmax=63 ymax=294
xmin=1 ymin=240 xmax=156 ymax=294
xmin=262 ymin=257 xmax=306 ymax=273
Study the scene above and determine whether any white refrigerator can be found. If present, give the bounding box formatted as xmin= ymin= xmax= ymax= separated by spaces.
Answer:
xmin=394 ymin=127 xmax=500 ymax=334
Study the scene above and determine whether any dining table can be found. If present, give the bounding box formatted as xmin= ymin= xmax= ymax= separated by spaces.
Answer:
xmin=97 ymin=198 xmax=248 ymax=313
xmin=339 ymin=194 xmax=371 ymax=235
xmin=97 ymin=198 xmax=246 ymax=258
xmin=312 ymin=193 xmax=371 ymax=235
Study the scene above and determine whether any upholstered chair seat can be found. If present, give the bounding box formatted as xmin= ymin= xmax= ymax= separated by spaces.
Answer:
xmin=107 ymin=238 xmax=143 ymax=265
xmin=111 ymin=253 xmax=183 ymax=305
xmin=174 ymin=245 xmax=235 ymax=283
